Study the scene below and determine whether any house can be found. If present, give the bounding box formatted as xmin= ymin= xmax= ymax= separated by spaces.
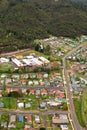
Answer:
xmin=39 ymin=79 xmax=45 ymax=85
xmin=28 ymin=81 xmax=33 ymax=86
xmin=6 ymin=88 xmax=11 ymax=93
xmin=43 ymin=73 xmax=49 ymax=78
xmin=30 ymin=73 xmax=37 ymax=79
xmin=29 ymin=89 xmax=35 ymax=94
xmin=11 ymin=74 xmax=20 ymax=79
xmin=21 ymin=74 xmax=28 ymax=79
xmin=14 ymin=88 xmax=19 ymax=92
xmin=45 ymin=81 xmax=50 ymax=86
xmin=33 ymin=80 xmax=39 ymax=85
xmin=9 ymin=115 xmax=16 ymax=123
xmin=41 ymin=89 xmax=47 ymax=95
xmin=24 ymin=125 xmax=31 ymax=130
xmin=60 ymin=125 xmax=68 ymax=130
xmin=48 ymin=90 xmax=55 ymax=95
xmin=55 ymin=92 xmax=65 ymax=98
xmin=0 ymin=57 xmax=9 ymax=63
xmin=52 ymin=115 xmax=69 ymax=124
xmin=35 ymin=90 xmax=40 ymax=95
xmin=12 ymin=79 xmax=19 ymax=85
xmin=55 ymin=98 xmax=66 ymax=103
xmin=22 ymin=89 xmax=27 ymax=94
xmin=25 ymin=115 xmax=32 ymax=124
xmin=8 ymin=115 xmax=16 ymax=128
xmin=39 ymin=102 xmax=46 ymax=109
xmin=18 ymin=115 xmax=24 ymax=122
xmin=35 ymin=115 xmax=40 ymax=123
xmin=20 ymin=79 xmax=26 ymax=85
xmin=1 ymin=122 xmax=8 ymax=128
xmin=47 ymin=101 xmax=61 ymax=106
xmin=0 ymin=93 xmax=2 ymax=97
xmin=5 ymin=78 xmax=12 ymax=85
xmin=0 ymin=102 xmax=4 ymax=107
xmin=17 ymin=102 xmax=24 ymax=109
xmin=80 ymin=77 xmax=87 ymax=84
xmin=25 ymin=103 xmax=31 ymax=108
xmin=0 ymin=74 xmax=7 ymax=78
xmin=0 ymin=79 xmax=4 ymax=85
xmin=37 ymin=73 xmax=43 ymax=79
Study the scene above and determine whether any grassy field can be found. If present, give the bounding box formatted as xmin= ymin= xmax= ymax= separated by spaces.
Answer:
xmin=73 ymin=97 xmax=86 ymax=127
xmin=0 ymin=62 xmax=14 ymax=73
xmin=83 ymin=88 xmax=87 ymax=121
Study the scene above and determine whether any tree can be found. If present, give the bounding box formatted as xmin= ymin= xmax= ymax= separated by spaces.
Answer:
xmin=35 ymin=44 xmax=40 ymax=51
xmin=62 ymin=103 xmax=68 ymax=110
xmin=40 ymin=128 xmax=46 ymax=130
xmin=8 ymin=91 xmax=22 ymax=98
xmin=44 ymin=45 xmax=51 ymax=55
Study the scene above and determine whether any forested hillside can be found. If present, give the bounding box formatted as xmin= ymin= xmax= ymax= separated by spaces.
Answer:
xmin=0 ymin=0 xmax=87 ymax=53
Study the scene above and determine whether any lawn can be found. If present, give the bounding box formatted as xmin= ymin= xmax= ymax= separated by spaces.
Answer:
xmin=83 ymin=88 xmax=87 ymax=121
xmin=16 ymin=122 xmax=24 ymax=129
xmin=0 ymin=97 xmax=17 ymax=109
xmin=31 ymin=101 xmax=39 ymax=110
xmin=73 ymin=97 xmax=86 ymax=127
xmin=0 ymin=62 xmax=14 ymax=73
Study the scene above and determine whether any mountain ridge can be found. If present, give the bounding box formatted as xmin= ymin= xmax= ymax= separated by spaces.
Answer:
xmin=0 ymin=0 xmax=87 ymax=53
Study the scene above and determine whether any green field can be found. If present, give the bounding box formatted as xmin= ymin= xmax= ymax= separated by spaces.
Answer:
xmin=83 ymin=88 xmax=87 ymax=121
xmin=0 ymin=62 xmax=14 ymax=73
xmin=73 ymin=98 xmax=86 ymax=127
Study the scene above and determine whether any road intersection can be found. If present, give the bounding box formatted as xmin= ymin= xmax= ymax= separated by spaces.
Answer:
xmin=0 ymin=43 xmax=87 ymax=130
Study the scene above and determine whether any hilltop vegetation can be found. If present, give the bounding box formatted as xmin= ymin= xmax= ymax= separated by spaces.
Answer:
xmin=0 ymin=0 xmax=87 ymax=53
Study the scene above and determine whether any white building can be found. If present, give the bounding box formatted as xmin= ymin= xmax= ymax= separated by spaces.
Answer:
xmin=0 ymin=57 xmax=9 ymax=63
xmin=39 ymin=57 xmax=50 ymax=64
xmin=12 ymin=58 xmax=24 ymax=68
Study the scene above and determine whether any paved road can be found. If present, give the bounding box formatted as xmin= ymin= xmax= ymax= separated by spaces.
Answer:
xmin=0 ymin=110 xmax=68 ymax=115
xmin=62 ymin=44 xmax=87 ymax=130
xmin=7 ymin=85 xmax=62 ymax=90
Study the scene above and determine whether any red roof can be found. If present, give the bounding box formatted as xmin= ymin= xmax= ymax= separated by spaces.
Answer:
xmin=14 ymin=88 xmax=19 ymax=92
xmin=38 ymin=73 xmax=43 ymax=78
xmin=0 ymin=93 xmax=2 ymax=97
xmin=59 ymin=93 xmax=65 ymax=97
xmin=30 ymin=89 xmax=35 ymax=93
xmin=42 ymin=89 xmax=47 ymax=93
xmin=25 ymin=115 xmax=32 ymax=121
xmin=24 ymin=128 xmax=29 ymax=130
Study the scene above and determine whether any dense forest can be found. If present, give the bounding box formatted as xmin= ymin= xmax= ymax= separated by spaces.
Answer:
xmin=0 ymin=0 xmax=87 ymax=53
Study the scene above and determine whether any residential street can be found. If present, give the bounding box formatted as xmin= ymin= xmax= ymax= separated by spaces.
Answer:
xmin=62 ymin=43 xmax=87 ymax=130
